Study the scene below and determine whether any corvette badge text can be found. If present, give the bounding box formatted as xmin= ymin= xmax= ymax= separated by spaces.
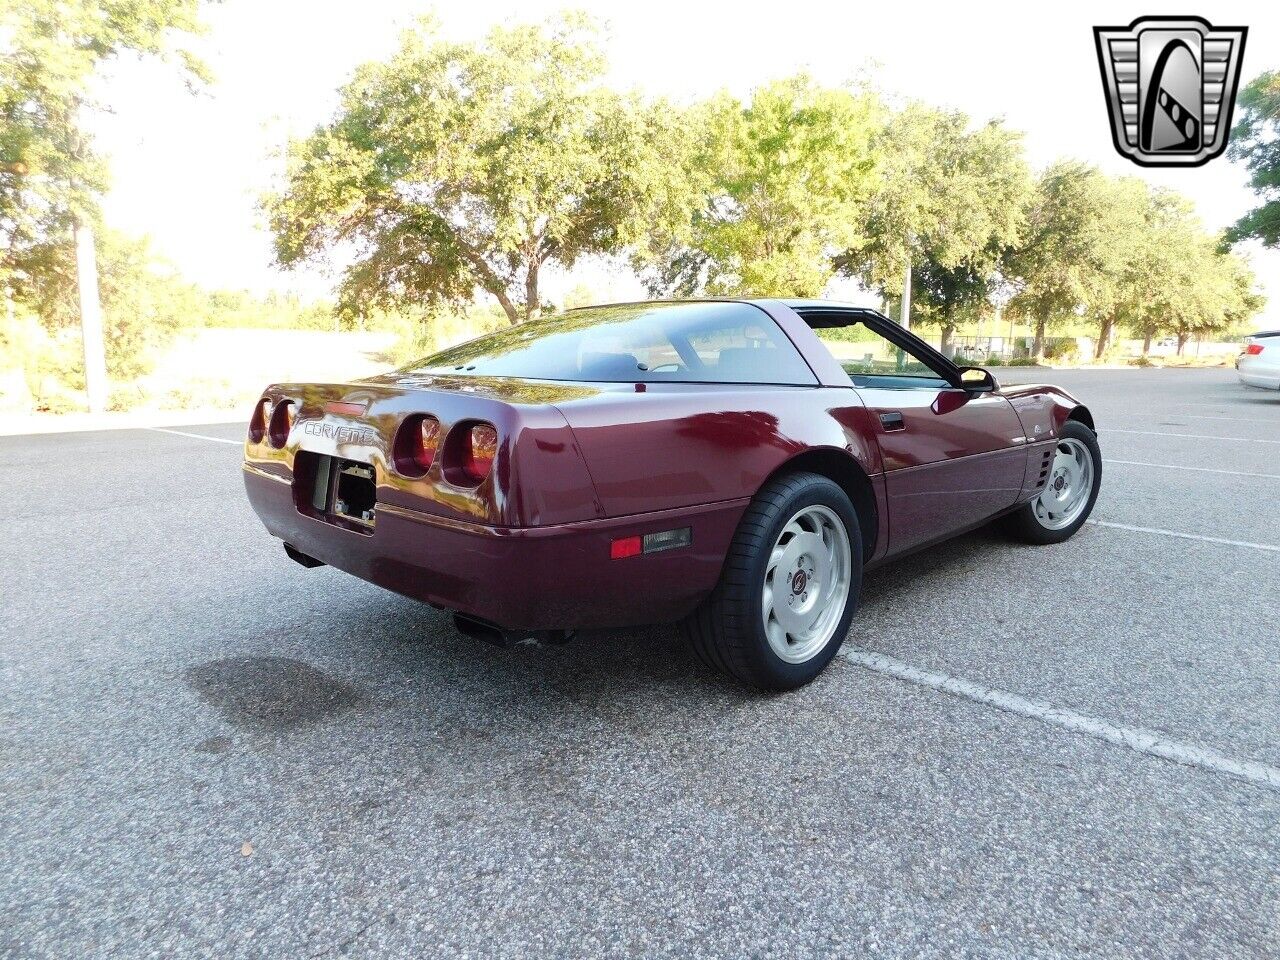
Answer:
xmin=303 ymin=421 xmax=378 ymax=446
xmin=1094 ymin=16 xmax=1247 ymax=167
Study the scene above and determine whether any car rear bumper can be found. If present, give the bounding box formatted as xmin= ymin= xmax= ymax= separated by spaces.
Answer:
xmin=1238 ymin=369 xmax=1280 ymax=390
xmin=243 ymin=464 xmax=747 ymax=630
xmin=1237 ymin=352 xmax=1280 ymax=390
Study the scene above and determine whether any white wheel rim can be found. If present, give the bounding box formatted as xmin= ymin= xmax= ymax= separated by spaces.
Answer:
xmin=1033 ymin=438 xmax=1095 ymax=530
xmin=761 ymin=505 xmax=852 ymax=664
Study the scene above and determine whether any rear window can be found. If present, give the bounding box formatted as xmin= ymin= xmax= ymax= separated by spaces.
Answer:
xmin=405 ymin=302 xmax=817 ymax=385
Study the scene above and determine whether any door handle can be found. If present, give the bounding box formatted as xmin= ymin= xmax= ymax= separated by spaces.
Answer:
xmin=879 ymin=412 xmax=906 ymax=432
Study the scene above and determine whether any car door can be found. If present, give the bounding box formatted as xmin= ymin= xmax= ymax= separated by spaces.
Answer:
xmin=842 ymin=334 xmax=1028 ymax=556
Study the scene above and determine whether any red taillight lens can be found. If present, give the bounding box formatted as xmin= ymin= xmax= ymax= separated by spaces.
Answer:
xmin=268 ymin=401 xmax=295 ymax=448
xmin=248 ymin=398 xmax=271 ymax=443
xmin=392 ymin=415 xmax=442 ymax=477
xmin=1245 ymin=343 xmax=1265 ymax=355
xmin=416 ymin=417 xmax=441 ymax=470
xmin=610 ymin=535 xmax=642 ymax=560
xmin=463 ymin=423 xmax=498 ymax=481
xmin=610 ymin=528 xmax=691 ymax=560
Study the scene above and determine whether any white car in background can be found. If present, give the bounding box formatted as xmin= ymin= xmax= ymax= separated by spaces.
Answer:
xmin=1237 ymin=331 xmax=1280 ymax=391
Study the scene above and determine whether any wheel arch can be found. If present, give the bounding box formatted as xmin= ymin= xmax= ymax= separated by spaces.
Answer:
xmin=760 ymin=448 xmax=878 ymax=560
xmin=1066 ymin=404 xmax=1096 ymax=432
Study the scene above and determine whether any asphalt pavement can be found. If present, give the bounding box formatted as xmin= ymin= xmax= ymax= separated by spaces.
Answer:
xmin=2 ymin=367 xmax=1278 ymax=958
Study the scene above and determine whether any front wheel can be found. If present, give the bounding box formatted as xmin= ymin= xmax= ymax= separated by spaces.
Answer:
xmin=684 ymin=472 xmax=862 ymax=690
xmin=997 ymin=420 xmax=1102 ymax=545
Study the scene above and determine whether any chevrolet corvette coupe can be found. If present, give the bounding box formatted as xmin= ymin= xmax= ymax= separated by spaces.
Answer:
xmin=244 ymin=300 xmax=1101 ymax=689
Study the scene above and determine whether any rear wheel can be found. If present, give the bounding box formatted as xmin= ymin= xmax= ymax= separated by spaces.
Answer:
xmin=685 ymin=472 xmax=862 ymax=690
xmin=997 ymin=420 xmax=1101 ymax=544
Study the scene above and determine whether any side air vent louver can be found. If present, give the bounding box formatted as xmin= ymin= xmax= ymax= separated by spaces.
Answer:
xmin=1034 ymin=449 xmax=1054 ymax=490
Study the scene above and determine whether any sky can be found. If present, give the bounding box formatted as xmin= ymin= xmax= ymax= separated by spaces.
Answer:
xmin=89 ymin=0 xmax=1280 ymax=327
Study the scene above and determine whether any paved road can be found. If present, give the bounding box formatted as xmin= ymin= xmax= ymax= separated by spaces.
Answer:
xmin=3 ymin=368 xmax=1278 ymax=958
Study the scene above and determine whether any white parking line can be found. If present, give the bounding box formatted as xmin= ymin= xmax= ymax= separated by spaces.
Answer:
xmin=1105 ymin=459 xmax=1280 ymax=480
xmin=1106 ymin=428 xmax=1280 ymax=445
xmin=145 ymin=426 xmax=242 ymax=446
xmin=1111 ymin=412 xmax=1277 ymax=425
xmin=1088 ymin=519 xmax=1280 ymax=553
xmin=1168 ymin=413 xmax=1279 ymax=423
xmin=838 ymin=646 xmax=1280 ymax=792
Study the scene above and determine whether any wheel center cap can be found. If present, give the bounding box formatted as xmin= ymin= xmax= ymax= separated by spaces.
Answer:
xmin=1054 ymin=476 xmax=1066 ymax=491
xmin=791 ymin=570 xmax=808 ymax=594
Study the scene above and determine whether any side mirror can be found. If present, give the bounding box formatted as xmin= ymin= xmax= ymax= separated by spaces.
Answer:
xmin=958 ymin=366 xmax=997 ymax=393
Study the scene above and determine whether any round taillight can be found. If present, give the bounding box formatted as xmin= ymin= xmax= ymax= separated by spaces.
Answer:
xmin=248 ymin=398 xmax=271 ymax=443
xmin=393 ymin=415 xmax=442 ymax=477
xmin=463 ymin=423 xmax=498 ymax=482
xmin=269 ymin=400 xmax=295 ymax=448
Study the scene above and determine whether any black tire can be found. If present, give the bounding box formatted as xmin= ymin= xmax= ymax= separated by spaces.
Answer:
xmin=997 ymin=420 xmax=1102 ymax=545
xmin=684 ymin=472 xmax=863 ymax=690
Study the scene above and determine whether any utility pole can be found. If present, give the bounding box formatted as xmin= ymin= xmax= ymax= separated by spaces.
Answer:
xmin=74 ymin=220 xmax=109 ymax=413
xmin=900 ymin=260 xmax=912 ymax=332
xmin=66 ymin=121 xmax=109 ymax=414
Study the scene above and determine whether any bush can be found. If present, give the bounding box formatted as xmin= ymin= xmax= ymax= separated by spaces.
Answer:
xmin=389 ymin=306 xmax=515 ymax=367
xmin=108 ymin=383 xmax=147 ymax=412
xmin=1008 ymin=356 xmax=1040 ymax=366
xmin=816 ymin=324 xmax=880 ymax=345
xmin=0 ymin=311 xmax=87 ymax=413
xmin=1043 ymin=339 xmax=1081 ymax=363
xmin=1129 ymin=355 xmax=1155 ymax=367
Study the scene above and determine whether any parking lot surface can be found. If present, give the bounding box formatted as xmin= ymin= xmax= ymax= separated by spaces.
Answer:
xmin=3 ymin=368 xmax=1278 ymax=958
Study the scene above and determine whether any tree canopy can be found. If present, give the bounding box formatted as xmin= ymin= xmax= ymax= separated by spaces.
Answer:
xmin=1004 ymin=162 xmax=1145 ymax=356
xmin=1 ymin=0 xmax=208 ymax=296
xmin=837 ymin=104 xmax=1033 ymax=352
xmin=1226 ymin=70 xmax=1280 ymax=249
xmin=634 ymin=77 xmax=882 ymax=299
xmin=267 ymin=14 xmax=691 ymax=325
xmin=1114 ymin=191 xmax=1263 ymax=356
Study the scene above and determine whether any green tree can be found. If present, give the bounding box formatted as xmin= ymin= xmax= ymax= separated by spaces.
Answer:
xmin=267 ymin=14 xmax=689 ymax=325
xmin=1 ymin=0 xmax=208 ymax=296
xmin=1004 ymin=162 xmax=1145 ymax=358
xmin=635 ymin=77 xmax=882 ymax=298
xmin=1114 ymin=191 xmax=1263 ymax=356
xmin=1226 ymin=70 xmax=1280 ymax=248
xmin=17 ymin=230 xmax=201 ymax=379
xmin=838 ymin=104 xmax=1032 ymax=354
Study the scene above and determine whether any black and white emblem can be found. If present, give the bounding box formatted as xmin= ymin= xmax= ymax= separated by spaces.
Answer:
xmin=1094 ymin=16 xmax=1247 ymax=167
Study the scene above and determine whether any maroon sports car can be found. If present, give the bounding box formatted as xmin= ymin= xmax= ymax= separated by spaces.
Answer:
xmin=243 ymin=300 xmax=1101 ymax=689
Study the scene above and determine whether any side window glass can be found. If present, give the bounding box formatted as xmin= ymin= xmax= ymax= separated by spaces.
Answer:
xmin=820 ymin=322 xmax=951 ymax=388
xmin=578 ymin=324 xmax=684 ymax=377
xmin=685 ymin=322 xmax=790 ymax=381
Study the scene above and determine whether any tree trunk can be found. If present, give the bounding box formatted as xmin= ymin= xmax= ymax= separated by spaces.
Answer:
xmin=939 ymin=323 xmax=956 ymax=358
xmin=1176 ymin=333 xmax=1188 ymax=356
xmin=490 ymin=287 xmax=520 ymax=325
xmin=458 ymin=244 xmax=520 ymax=324
xmin=524 ymin=263 xmax=540 ymax=321
xmin=1094 ymin=318 xmax=1114 ymax=360
xmin=1142 ymin=333 xmax=1152 ymax=356
xmin=1032 ymin=316 xmax=1047 ymax=359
